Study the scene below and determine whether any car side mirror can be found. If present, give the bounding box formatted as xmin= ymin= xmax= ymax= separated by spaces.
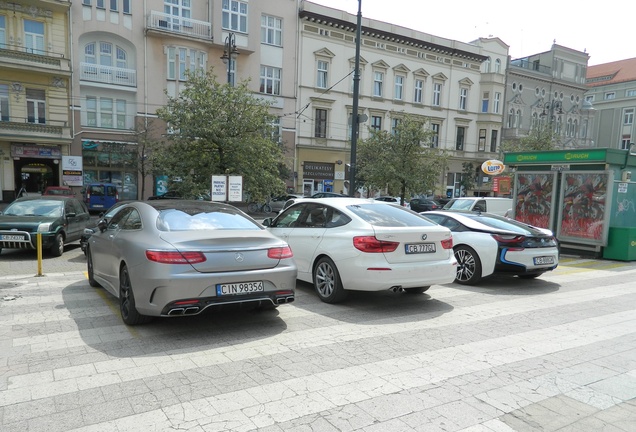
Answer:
xmin=261 ymin=218 xmax=273 ymax=227
xmin=97 ymin=219 xmax=108 ymax=232
xmin=66 ymin=212 xmax=76 ymax=218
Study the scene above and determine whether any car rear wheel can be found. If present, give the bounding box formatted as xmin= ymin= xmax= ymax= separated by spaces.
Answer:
xmin=86 ymin=248 xmax=100 ymax=288
xmin=454 ymin=245 xmax=482 ymax=285
xmin=119 ymin=264 xmax=151 ymax=325
xmin=50 ymin=233 xmax=64 ymax=257
xmin=404 ymin=286 xmax=430 ymax=294
xmin=313 ymin=257 xmax=347 ymax=303
xmin=518 ymin=273 xmax=543 ymax=279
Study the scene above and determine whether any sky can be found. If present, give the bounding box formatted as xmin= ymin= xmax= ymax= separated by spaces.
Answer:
xmin=309 ymin=0 xmax=634 ymax=66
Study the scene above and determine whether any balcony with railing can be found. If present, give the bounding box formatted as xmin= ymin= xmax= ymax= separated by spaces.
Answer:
xmin=0 ymin=118 xmax=71 ymax=141
xmin=80 ymin=63 xmax=137 ymax=87
xmin=0 ymin=44 xmax=71 ymax=75
xmin=146 ymin=11 xmax=212 ymax=41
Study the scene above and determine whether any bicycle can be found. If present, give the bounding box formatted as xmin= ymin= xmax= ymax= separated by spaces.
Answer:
xmin=17 ymin=186 xmax=28 ymax=198
xmin=247 ymin=201 xmax=272 ymax=214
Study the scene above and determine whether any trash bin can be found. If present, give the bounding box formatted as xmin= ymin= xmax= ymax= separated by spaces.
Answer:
xmin=603 ymin=227 xmax=636 ymax=261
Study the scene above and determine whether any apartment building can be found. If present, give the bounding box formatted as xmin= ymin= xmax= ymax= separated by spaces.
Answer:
xmin=503 ymin=43 xmax=594 ymax=149
xmin=296 ymin=1 xmax=508 ymax=198
xmin=0 ymin=0 xmax=72 ymax=201
xmin=69 ymin=0 xmax=298 ymax=200
xmin=585 ymin=57 xmax=636 ymax=150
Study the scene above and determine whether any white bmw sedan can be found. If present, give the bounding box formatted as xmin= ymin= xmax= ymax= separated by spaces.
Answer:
xmin=422 ymin=210 xmax=559 ymax=285
xmin=262 ymin=198 xmax=457 ymax=303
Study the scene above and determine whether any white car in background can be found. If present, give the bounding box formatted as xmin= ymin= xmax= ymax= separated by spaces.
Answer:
xmin=422 ymin=210 xmax=559 ymax=285
xmin=262 ymin=198 xmax=457 ymax=303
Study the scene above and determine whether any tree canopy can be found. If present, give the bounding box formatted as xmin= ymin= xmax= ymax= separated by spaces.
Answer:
xmin=356 ymin=114 xmax=448 ymax=204
xmin=153 ymin=70 xmax=286 ymax=201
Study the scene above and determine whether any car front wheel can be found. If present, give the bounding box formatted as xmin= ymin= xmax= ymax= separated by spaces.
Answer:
xmin=119 ymin=264 xmax=151 ymax=325
xmin=454 ymin=245 xmax=482 ymax=285
xmin=50 ymin=233 xmax=64 ymax=257
xmin=313 ymin=257 xmax=347 ymax=303
xmin=87 ymin=248 xmax=100 ymax=288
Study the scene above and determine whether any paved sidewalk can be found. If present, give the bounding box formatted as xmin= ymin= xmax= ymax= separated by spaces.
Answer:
xmin=1 ymin=261 xmax=635 ymax=431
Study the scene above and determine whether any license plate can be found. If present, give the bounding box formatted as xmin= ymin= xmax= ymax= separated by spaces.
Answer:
xmin=1 ymin=234 xmax=27 ymax=241
xmin=534 ymin=256 xmax=555 ymax=265
xmin=216 ymin=281 xmax=264 ymax=296
xmin=93 ymin=204 xmax=103 ymax=208
xmin=405 ymin=243 xmax=436 ymax=254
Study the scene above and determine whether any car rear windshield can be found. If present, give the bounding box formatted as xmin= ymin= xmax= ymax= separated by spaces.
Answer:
xmin=156 ymin=209 xmax=261 ymax=231
xmin=443 ymin=199 xmax=475 ymax=210
xmin=347 ymin=204 xmax=437 ymax=227
xmin=463 ymin=214 xmax=545 ymax=235
xmin=3 ymin=200 xmax=63 ymax=217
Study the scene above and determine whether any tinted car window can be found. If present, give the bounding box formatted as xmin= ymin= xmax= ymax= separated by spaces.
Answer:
xmin=273 ymin=206 xmax=305 ymax=228
xmin=121 ymin=209 xmax=142 ymax=230
xmin=108 ymin=207 xmax=133 ymax=230
xmin=157 ymin=208 xmax=259 ymax=231
xmin=462 ymin=214 xmax=537 ymax=235
xmin=347 ymin=204 xmax=437 ymax=227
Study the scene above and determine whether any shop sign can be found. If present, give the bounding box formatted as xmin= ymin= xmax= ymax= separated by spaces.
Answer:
xmin=62 ymin=156 xmax=84 ymax=187
xmin=481 ymin=160 xmax=505 ymax=175
xmin=504 ymin=149 xmax=608 ymax=164
xmin=11 ymin=144 xmax=61 ymax=159
xmin=303 ymin=162 xmax=335 ymax=180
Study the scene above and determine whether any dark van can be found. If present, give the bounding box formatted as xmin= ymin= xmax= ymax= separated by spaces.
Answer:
xmin=84 ymin=183 xmax=119 ymax=212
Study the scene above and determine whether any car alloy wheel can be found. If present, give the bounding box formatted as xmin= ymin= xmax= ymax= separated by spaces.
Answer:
xmin=119 ymin=264 xmax=151 ymax=325
xmin=454 ymin=245 xmax=482 ymax=285
xmin=87 ymin=248 xmax=100 ymax=288
xmin=313 ymin=257 xmax=347 ymax=304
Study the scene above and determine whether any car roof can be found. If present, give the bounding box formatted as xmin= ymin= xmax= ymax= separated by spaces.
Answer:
xmin=14 ymin=195 xmax=75 ymax=202
xmin=423 ymin=210 xmax=550 ymax=234
xmin=291 ymin=197 xmax=395 ymax=208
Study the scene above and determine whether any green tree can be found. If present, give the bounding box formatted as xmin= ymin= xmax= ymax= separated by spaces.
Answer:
xmin=153 ymin=70 xmax=286 ymax=201
xmin=502 ymin=123 xmax=559 ymax=153
xmin=460 ymin=162 xmax=475 ymax=195
xmin=357 ymin=114 xmax=448 ymax=205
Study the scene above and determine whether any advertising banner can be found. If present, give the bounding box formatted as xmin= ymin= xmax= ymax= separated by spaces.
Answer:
xmin=62 ymin=156 xmax=84 ymax=187
xmin=557 ymin=171 xmax=612 ymax=245
xmin=512 ymin=172 xmax=557 ymax=230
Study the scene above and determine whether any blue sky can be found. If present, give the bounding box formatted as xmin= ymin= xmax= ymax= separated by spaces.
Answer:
xmin=309 ymin=0 xmax=633 ymax=66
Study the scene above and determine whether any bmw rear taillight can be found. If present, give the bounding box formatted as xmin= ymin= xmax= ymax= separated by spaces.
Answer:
xmin=353 ymin=236 xmax=399 ymax=253
xmin=441 ymin=238 xmax=453 ymax=249
xmin=268 ymin=246 xmax=293 ymax=259
xmin=492 ymin=234 xmax=525 ymax=251
xmin=145 ymin=250 xmax=206 ymax=264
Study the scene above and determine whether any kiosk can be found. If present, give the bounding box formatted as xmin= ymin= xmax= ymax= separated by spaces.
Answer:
xmin=504 ymin=148 xmax=636 ymax=260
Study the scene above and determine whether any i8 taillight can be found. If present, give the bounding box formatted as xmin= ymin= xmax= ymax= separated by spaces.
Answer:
xmin=146 ymin=250 xmax=206 ymax=264
xmin=268 ymin=246 xmax=293 ymax=259
xmin=492 ymin=234 xmax=525 ymax=250
xmin=353 ymin=236 xmax=399 ymax=253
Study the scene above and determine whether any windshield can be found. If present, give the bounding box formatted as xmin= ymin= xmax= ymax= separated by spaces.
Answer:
xmin=443 ymin=199 xmax=475 ymax=210
xmin=156 ymin=209 xmax=261 ymax=231
xmin=347 ymin=204 xmax=437 ymax=227
xmin=3 ymin=200 xmax=63 ymax=217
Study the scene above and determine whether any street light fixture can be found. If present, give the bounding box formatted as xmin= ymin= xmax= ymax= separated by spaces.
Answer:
xmin=349 ymin=0 xmax=362 ymax=197
xmin=220 ymin=32 xmax=239 ymax=86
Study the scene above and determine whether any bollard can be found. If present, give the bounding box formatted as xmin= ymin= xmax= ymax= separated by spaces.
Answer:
xmin=36 ymin=233 xmax=43 ymax=277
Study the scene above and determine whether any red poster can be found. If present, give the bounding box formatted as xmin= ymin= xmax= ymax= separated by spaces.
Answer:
xmin=559 ymin=173 xmax=608 ymax=241
xmin=514 ymin=173 xmax=554 ymax=229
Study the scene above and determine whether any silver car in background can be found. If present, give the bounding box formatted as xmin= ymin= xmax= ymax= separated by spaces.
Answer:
xmin=86 ymin=200 xmax=297 ymax=325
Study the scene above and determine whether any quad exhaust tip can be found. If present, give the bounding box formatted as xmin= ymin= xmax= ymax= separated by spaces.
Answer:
xmin=390 ymin=286 xmax=404 ymax=293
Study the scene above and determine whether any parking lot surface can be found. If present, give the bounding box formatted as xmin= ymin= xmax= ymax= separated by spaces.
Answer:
xmin=0 ymin=249 xmax=635 ymax=431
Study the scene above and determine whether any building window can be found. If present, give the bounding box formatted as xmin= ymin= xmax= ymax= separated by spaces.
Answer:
xmin=414 ymin=79 xmax=423 ymax=104
xmin=317 ymin=60 xmax=328 ymax=89
xmin=459 ymin=88 xmax=468 ymax=111
xmin=531 ymin=112 xmax=539 ymax=129
xmin=371 ymin=115 xmax=382 ymax=132
xmin=0 ymin=15 xmax=5 ymax=48
xmin=627 ymin=89 xmax=636 ymax=97
xmin=516 ymin=109 xmax=522 ymax=129
xmin=566 ymin=118 xmax=573 ymax=137
xmin=315 ymin=108 xmax=327 ymax=138
xmin=391 ymin=118 xmax=401 ymax=135
xmin=110 ymin=0 xmax=117 ymax=11
xmin=164 ymin=0 xmax=191 ymax=29
xmin=490 ymin=129 xmax=498 ymax=152
xmin=484 ymin=57 xmax=491 ymax=73
xmin=478 ymin=129 xmax=486 ymax=151
xmin=222 ymin=0 xmax=248 ymax=33
xmin=456 ymin=126 xmax=465 ymax=150
xmin=580 ymin=120 xmax=588 ymax=139
xmin=624 ymin=108 xmax=634 ymax=125
xmin=493 ymin=92 xmax=501 ymax=113
xmin=167 ymin=47 xmax=206 ymax=80
xmin=82 ymin=0 xmax=91 ymax=5
xmin=260 ymin=65 xmax=281 ymax=95
xmin=431 ymin=123 xmax=439 ymax=148
xmin=101 ymin=98 xmax=113 ymax=128
xmin=481 ymin=92 xmax=489 ymax=113
xmin=116 ymin=99 xmax=126 ymax=129
xmin=495 ymin=59 xmax=501 ymax=73
xmin=26 ymin=88 xmax=45 ymax=124
xmin=604 ymin=92 xmax=615 ymax=100
xmin=585 ymin=95 xmax=594 ymax=102
xmin=123 ymin=0 xmax=131 ymax=14
xmin=0 ymin=84 xmax=9 ymax=121
xmin=507 ymin=108 xmax=515 ymax=128
xmin=373 ymin=71 xmax=384 ymax=97
xmin=24 ymin=19 xmax=44 ymax=54
xmin=97 ymin=0 xmax=104 ymax=8
xmin=394 ymin=75 xmax=404 ymax=100
xmin=261 ymin=15 xmax=282 ymax=46
xmin=621 ymin=137 xmax=631 ymax=150
xmin=432 ymin=82 xmax=442 ymax=106
xmin=270 ymin=117 xmax=281 ymax=144
xmin=86 ymin=96 xmax=97 ymax=126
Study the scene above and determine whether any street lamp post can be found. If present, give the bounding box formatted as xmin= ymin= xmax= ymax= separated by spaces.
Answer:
xmin=220 ymin=33 xmax=239 ymax=86
xmin=349 ymin=0 xmax=362 ymax=197
xmin=539 ymin=99 xmax=564 ymax=146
